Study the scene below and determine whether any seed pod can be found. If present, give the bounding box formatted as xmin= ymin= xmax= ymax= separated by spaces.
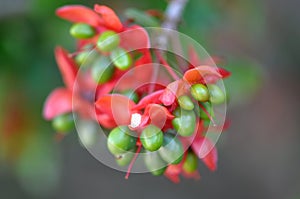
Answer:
xmin=110 ymin=48 xmax=132 ymax=70
xmin=52 ymin=113 xmax=74 ymax=133
xmin=97 ymin=31 xmax=120 ymax=52
xmin=144 ymin=151 xmax=167 ymax=176
xmin=91 ymin=56 xmax=115 ymax=84
xmin=172 ymin=108 xmax=196 ymax=137
xmin=182 ymin=152 xmax=198 ymax=173
xmin=207 ymin=84 xmax=225 ymax=104
xmin=122 ymin=89 xmax=139 ymax=104
xmin=107 ymin=126 xmax=136 ymax=155
xmin=115 ymin=149 xmax=135 ymax=166
xmin=70 ymin=23 xmax=96 ymax=39
xmin=178 ymin=95 xmax=194 ymax=110
xmin=190 ymin=84 xmax=209 ymax=102
xmin=158 ymin=134 xmax=184 ymax=165
xmin=140 ymin=125 xmax=163 ymax=151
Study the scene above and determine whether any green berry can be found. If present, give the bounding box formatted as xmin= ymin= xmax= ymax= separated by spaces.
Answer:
xmin=97 ymin=31 xmax=120 ymax=52
xmin=158 ymin=134 xmax=184 ymax=165
xmin=122 ymin=90 xmax=139 ymax=103
xmin=91 ymin=56 xmax=115 ymax=84
xmin=207 ymin=84 xmax=225 ymax=104
xmin=191 ymin=84 xmax=210 ymax=102
xmin=107 ymin=126 xmax=136 ymax=155
xmin=172 ymin=108 xmax=196 ymax=137
xmin=70 ymin=23 xmax=95 ymax=39
xmin=144 ymin=151 xmax=167 ymax=176
xmin=115 ymin=150 xmax=135 ymax=166
xmin=140 ymin=125 xmax=163 ymax=152
xmin=110 ymin=48 xmax=132 ymax=70
xmin=183 ymin=152 xmax=198 ymax=173
xmin=52 ymin=113 xmax=74 ymax=133
xmin=178 ymin=95 xmax=194 ymax=110
xmin=199 ymin=102 xmax=214 ymax=120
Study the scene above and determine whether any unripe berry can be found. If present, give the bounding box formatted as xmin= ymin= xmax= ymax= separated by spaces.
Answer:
xmin=182 ymin=152 xmax=198 ymax=173
xmin=110 ymin=48 xmax=132 ymax=70
xmin=52 ymin=113 xmax=74 ymax=133
xmin=159 ymin=134 xmax=183 ymax=164
xmin=107 ymin=126 xmax=136 ymax=155
xmin=144 ymin=151 xmax=167 ymax=176
xmin=70 ymin=23 xmax=95 ymax=39
xmin=97 ymin=31 xmax=120 ymax=52
xmin=140 ymin=125 xmax=163 ymax=151
xmin=178 ymin=95 xmax=194 ymax=110
xmin=191 ymin=84 xmax=209 ymax=102
xmin=91 ymin=56 xmax=115 ymax=84
xmin=207 ymin=84 xmax=225 ymax=104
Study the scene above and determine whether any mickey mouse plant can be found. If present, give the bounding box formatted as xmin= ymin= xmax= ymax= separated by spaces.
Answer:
xmin=43 ymin=3 xmax=231 ymax=183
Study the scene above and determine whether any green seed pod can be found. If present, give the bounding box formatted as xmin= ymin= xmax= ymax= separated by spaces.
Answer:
xmin=199 ymin=102 xmax=214 ymax=120
xmin=110 ymin=48 xmax=132 ymax=70
xmin=115 ymin=150 xmax=135 ymax=166
xmin=207 ymin=84 xmax=225 ymax=104
xmin=107 ymin=126 xmax=137 ymax=155
xmin=144 ymin=151 xmax=167 ymax=176
xmin=122 ymin=90 xmax=139 ymax=103
xmin=172 ymin=108 xmax=196 ymax=137
xmin=191 ymin=84 xmax=210 ymax=102
xmin=182 ymin=152 xmax=198 ymax=173
xmin=178 ymin=95 xmax=194 ymax=110
xmin=91 ymin=56 xmax=115 ymax=84
xmin=75 ymin=51 xmax=90 ymax=66
xmin=70 ymin=23 xmax=96 ymax=39
xmin=52 ymin=113 xmax=74 ymax=133
xmin=97 ymin=31 xmax=120 ymax=52
xmin=159 ymin=134 xmax=184 ymax=165
xmin=140 ymin=125 xmax=164 ymax=152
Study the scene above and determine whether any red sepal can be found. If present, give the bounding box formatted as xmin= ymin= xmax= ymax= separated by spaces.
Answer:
xmin=56 ymin=5 xmax=103 ymax=27
xmin=43 ymin=88 xmax=72 ymax=120
xmin=94 ymin=4 xmax=123 ymax=32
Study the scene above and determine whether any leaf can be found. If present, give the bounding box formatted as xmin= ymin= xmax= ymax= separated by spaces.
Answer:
xmin=124 ymin=8 xmax=160 ymax=27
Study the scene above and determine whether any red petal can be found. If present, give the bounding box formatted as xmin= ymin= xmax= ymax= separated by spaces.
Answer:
xmin=191 ymin=137 xmax=218 ymax=171
xmin=54 ymin=47 xmax=78 ymax=90
xmin=56 ymin=5 xmax=103 ymax=27
xmin=188 ymin=45 xmax=201 ymax=66
xmin=159 ymin=81 xmax=178 ymax=106
xmin=143 ymin=104 xmax=174 ymax=129
xmin=132 ymin=90 xmax=164 ymax=111
xmin=94 ymin=5 xmax=123 ymax=32
xmin=164 ymin=164 xmax=182 ymax=183
xmin=43 ymin=88 xmax=72 ymax=120
xmin=120 ymin=26 xmax=150 ymax=50
xmin=95 ymin=94 xmax=134 ymax=126
xmin=183 ymin=65 xmax=222 ymax=84
xmin=218 ymin=67 xmax=231 ymax=78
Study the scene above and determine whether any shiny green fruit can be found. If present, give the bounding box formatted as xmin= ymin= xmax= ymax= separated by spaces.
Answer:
xmin=178 ymin=95 xmax=194 ymax=110
xmin=52 ymin=113 xmax=74 ymax=133
xmin=110 ymin=48 xmax=132 ymax=70
xmin=97 ymin=31 xmax=120 ymax=52
xmin=107 ymin=126 xmax=136 ymax=155
xmin=191 ymin=84 xmax=210 ymax=102
xmin=207 ymin=84 xmax=225 ymax=104
xmin=172 ymin=108 xmax=196 ymax=137
xmin=70 ymin=23 xmax=95 ymax=39
xmin=159 ymin=134 xmax=184 ymax=165
xmin=182 ymin=152 xmax=198 ymax=173
xmin=199 ymin=102 xmax=214 ymax=120
xmin=115 ymin=150 xmax=135 ymax=166
xmin=140 ymin=125 xmax=163 ymax=151
xmin=91 ymin=56 xmax=115 ymax=84
xmin=144 ymin=151 xmax=167 ymax=176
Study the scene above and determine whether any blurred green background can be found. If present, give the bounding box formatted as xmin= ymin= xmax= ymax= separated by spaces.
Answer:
xmin=0 ymin=0 xmax=299 ymax=198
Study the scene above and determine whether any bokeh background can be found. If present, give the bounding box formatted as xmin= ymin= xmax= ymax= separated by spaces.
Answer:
xmin=0 ymin=0 xmax=299 ymax=198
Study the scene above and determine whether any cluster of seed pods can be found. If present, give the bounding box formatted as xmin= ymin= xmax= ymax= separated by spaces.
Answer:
xmin=43 ymin=4 xmax=231 ymax=183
